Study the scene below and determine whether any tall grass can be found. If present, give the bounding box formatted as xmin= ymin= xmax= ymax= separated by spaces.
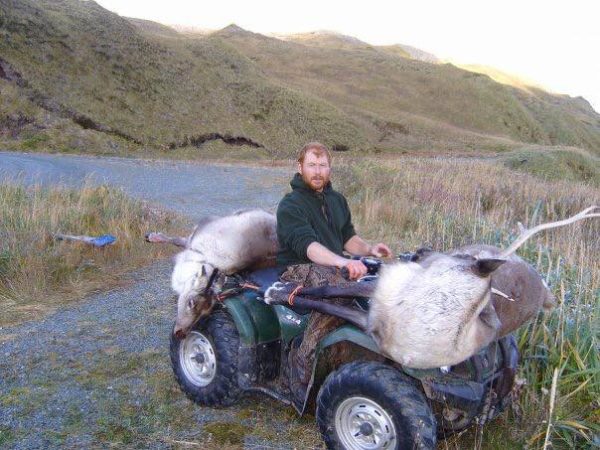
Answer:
xmin=336 ymin=158 xmax=599 ymax=449
xmin=0 ymin=182 xmax=185 ymax=327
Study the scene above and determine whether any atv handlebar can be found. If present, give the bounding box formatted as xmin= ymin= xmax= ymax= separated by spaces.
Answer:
xmin=340 ymin=252 xmax=421 ymax=279
xmin=341 ymin=256 xmax=382 ymax=280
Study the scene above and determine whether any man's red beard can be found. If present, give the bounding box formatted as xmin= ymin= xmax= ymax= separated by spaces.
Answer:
xmin=301 ymin=172 xmax=329 ymax=191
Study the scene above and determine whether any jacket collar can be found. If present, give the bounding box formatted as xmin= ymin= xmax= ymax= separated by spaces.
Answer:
xmin=290 ymin=172 xmax=332 ymax=195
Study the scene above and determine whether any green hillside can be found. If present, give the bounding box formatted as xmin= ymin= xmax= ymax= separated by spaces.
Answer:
xmin=1 ymin=0 xmax=599 ymax=158
xmin=0 ymin=0 xmax=364 ymax=157
xmin=214 ymin=27 xmax=600 ymax=153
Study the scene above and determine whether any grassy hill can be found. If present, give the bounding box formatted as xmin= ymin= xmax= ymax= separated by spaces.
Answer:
xmin=0 ymin=0 xmax=364 ymax=157
xmin=213 ymin=27 xmax=600 ymax=153
xmin=275 ymin=30 xmax=379 ymax=51
xmin=1 ymin=0 xmax=599 ymax=159
xmin=498 ymin=145 xmax=600 ymax=186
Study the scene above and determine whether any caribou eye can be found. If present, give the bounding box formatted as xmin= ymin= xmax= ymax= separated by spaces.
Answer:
xmin=187 ymin=297 xmax=195 ymax=309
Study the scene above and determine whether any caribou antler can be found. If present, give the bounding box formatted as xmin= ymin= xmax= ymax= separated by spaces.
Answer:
xmin=500 ymin=206 xmax=599 ymax=258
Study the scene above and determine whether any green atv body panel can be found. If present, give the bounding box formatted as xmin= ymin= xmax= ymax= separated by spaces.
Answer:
xmin=223 ymin=291 xmax=308 ymax=346
xmin=316 ymin=324 xmax=379 ymax=354
xmin=222 ymin=290 xmax=309 ymax=390
xmin=222 ymin=292 xmax=390 ymax=410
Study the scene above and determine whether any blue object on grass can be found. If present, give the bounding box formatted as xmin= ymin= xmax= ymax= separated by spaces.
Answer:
xmin=88 ymin=234 xmax=117 ymax=247
xmin=54 ymin=233 xmax=117 ymax=247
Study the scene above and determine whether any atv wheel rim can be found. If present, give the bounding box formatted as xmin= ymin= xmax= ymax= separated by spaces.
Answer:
xmin=180 ymin=331 xmax=216 ymax=387
xmin=335 ymin=396 xmax=397 ymax=450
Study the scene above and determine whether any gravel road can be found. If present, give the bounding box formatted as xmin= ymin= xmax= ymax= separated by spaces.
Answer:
xmin=0 ymin=152 xmax=322 ymax=449
xmin=0 ymin=151 xmax=287 ymax=220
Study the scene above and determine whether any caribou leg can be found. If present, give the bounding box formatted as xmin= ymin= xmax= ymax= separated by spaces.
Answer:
xmin=264 ymin=282 xmax=369 ymax=329
xmin=145 ymin=232 xmax=187 ymax=247
xmin=268 ymin=296 xmax=368 ymax=329
xmin=297 ymin=282 xmax=376 ymax=299
xmin=262 ymin=281 xmax=376 ymax=300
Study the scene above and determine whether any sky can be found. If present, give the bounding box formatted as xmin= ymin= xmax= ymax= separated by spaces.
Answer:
xmin=95 ymin=0 xmax=600 ymax=113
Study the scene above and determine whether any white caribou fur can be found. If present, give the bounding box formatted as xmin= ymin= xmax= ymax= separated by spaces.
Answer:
xmin=368 ymin=254 xmax=499 ymax=369
xmin=171 ymin=209 xmax=277 ymax=336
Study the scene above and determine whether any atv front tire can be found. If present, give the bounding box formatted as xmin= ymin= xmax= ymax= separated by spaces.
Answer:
xmin=169 ymin=309 xmax=241 ymax=406
xmin=316 ymin=361 xmax=436 ymax=450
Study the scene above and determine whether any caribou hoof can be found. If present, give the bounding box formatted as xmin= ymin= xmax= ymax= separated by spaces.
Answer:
xmin=264 ymin=281 xmax=296 ymax=305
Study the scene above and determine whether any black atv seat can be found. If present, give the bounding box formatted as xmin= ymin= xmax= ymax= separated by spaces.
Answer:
xmin=245 ymin=267 xmax=284 ymax=293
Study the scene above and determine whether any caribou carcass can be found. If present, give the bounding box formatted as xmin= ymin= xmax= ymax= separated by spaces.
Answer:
xmin=367 ymin=246 xmax=555 ymax=368
xmin=266 ymin=206 xmax=598 ymax=369
xmin=168 ymin=209 xmax=277 ymax=338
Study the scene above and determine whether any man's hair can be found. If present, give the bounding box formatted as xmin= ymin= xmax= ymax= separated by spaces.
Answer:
xmin=297 ymin=142 xmax=332 ymax=165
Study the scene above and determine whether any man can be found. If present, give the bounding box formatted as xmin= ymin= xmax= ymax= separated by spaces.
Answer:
xmin=277 ymin=141 xmax=391 ymax=407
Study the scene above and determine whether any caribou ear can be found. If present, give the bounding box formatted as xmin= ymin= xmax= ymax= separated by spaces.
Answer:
xmin=472 ymin=258 xmax=506 ymax=277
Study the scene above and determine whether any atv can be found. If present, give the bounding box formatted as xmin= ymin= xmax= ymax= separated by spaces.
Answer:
xmin=169 ymin=258 xmax=518 ymax=450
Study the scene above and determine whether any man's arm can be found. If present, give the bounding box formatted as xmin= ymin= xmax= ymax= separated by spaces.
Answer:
xmin=307 ymin=242 xmax=369 ymax=280
xmin=307 ymin=242 xmax=348 ymax=268
xmin=344 ymin=235 xmax=392 ymax=258
xmin=277 ymin=200 xmax=319 ymax=261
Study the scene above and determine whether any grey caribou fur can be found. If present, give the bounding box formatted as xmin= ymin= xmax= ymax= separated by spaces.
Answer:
xmin=265 ymin=206 xmax=598 ymax=369
xmin=170 ymin=209 xmax=277 ymax=338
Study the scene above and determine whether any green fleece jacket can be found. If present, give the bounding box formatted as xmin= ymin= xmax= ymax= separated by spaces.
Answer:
xmin=276 ymin=173 xmax=356 ymax=267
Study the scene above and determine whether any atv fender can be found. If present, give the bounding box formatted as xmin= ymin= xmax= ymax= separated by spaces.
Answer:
xmin=222 ymin=293 xmax=281 ymax=387
xmin=302 ymin=324 xmax=382 ymax=415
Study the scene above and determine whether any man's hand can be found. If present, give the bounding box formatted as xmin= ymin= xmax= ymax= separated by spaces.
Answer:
xmin=345 ymin=236 xmax=392 ymax=259
xmin=344 ymin=259 xmax=368 ymax=280
xmin=369 ymin=243 xmax=392 ymax=258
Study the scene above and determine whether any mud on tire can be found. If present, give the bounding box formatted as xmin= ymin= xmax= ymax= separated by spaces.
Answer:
xmin=316 ymin=361 xmax=436 ymax=450
xmin=169 ymin=309 xmax=241 ymax=406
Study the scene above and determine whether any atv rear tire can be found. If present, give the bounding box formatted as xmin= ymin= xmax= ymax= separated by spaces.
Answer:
xmin=316 ymin=361 xmax=436 ymax=450
xmin=169 ymin=309 xmax=241 ymax=406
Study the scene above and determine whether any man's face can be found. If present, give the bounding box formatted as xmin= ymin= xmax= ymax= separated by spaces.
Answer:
xmin=298 ymin=151 xmax=331 ymax=192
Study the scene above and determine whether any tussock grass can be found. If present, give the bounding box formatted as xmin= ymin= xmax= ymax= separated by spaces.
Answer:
xmin=498 ymin=146 xmax=600 ymax=187
xmin=337 ymin=159 xmax=599 ymax=448
xmin=0 ymin=182 xmax=185 ymax=327
xmin=0 ymin=426 xmax=14 ymax=446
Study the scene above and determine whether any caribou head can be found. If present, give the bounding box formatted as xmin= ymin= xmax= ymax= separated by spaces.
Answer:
xmin=170 ymin=249 xmax=218 ymax=339
xmin=367 ymin=251 xmax=506 ymax=368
